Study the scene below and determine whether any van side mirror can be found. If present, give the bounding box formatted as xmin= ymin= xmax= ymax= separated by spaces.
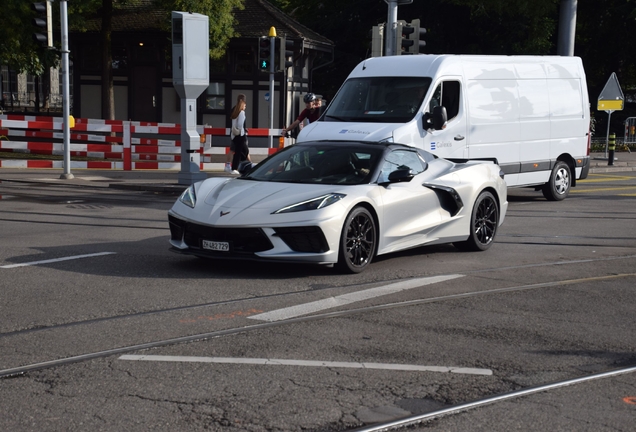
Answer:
xmin=423 ymin=105 xmax=447 ymax=130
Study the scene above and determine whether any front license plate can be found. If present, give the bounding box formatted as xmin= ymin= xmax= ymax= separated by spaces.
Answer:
xmin=202 ymin=240 xmax=230 ymax=252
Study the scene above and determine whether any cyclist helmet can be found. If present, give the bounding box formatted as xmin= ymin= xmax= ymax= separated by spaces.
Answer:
xmin=303 ymin=93 xmax=316 ymax=103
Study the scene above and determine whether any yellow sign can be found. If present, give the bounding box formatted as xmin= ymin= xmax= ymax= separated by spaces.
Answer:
xmin=597 ymin=100 xmax=624 ymax=111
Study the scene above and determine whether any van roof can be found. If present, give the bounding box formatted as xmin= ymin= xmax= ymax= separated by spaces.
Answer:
xmin=351 ymin=55 xmax=585 ymax=80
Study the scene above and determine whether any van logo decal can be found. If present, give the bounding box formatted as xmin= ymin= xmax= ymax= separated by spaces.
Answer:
xmin=430 ymin=142 xmax=436 ymax=150
xmin=339 ymin=129 xmax=371 ymax=135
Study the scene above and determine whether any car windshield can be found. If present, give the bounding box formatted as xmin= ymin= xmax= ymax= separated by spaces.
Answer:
xmin=243 ymin=144 xmax=383 ymax=185
xmin=322 ymin=76 xmax=431 ymax=123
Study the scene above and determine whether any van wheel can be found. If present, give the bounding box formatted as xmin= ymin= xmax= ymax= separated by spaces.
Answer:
xmin=542 ymin=161 xmax=571 ymax=201
xmin=454 ymin=191 xmax=499 ymax=251
xmin=336 ymin=207 xmax=376 ymax=273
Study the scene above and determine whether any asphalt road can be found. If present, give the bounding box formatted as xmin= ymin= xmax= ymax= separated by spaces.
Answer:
xmin=0 ymin=171 xmax=635 ymax=431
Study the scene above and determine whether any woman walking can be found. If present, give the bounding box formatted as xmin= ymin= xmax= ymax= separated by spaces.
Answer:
xmin=226 ymin=95 xmax=251 ymax=174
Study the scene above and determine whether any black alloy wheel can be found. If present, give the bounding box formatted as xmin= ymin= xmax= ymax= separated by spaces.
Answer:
xmin=337 ymin=206 xmax=377 ymax=273
xmin=455 ymin=191 xmax=499 ymax=251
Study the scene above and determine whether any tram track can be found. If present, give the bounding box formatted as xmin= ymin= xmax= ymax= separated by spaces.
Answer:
xmin=2 ymin=271 xmax=634 ymax=379
xmin=350 ymin=364 xmax=636 ymax=431
xmin=2 ymin=254 xmax=634 ymax=339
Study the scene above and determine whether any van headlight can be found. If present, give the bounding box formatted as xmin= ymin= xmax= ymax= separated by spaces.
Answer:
xmin=179 ymin=185 xmax=197 ymax=208
xmin=273 ymin=193 xmax=345 ymax=214
xmin=379 ymin=137 xmax=394 ymax=143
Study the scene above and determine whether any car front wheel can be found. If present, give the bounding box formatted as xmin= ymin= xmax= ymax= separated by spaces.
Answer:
xmin=337 ymin=206 xmax=376 ymax=273
xmin=455 ymin=191 xmax=499 ymax=251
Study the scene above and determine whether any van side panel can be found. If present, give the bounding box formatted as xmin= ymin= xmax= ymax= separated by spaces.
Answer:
xmin=517 ymin=79 xmax=552 ymax=185
xmin=465 ymin=78 xmax=520 ymax=173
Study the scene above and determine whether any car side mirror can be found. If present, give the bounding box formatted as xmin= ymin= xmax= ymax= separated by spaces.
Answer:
xmin=238 ymin=160 xmax=256 ymax=175
xmin=387 ymin=168 xmax=414 ymax=183
xmin=422 ymin=105 xmax=447 ymax=130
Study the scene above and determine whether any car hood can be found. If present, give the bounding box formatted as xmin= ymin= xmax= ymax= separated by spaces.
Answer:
xmin=298 ymin=121 xmax=398 ymax=142
xmin=201 ymin=178 xmax=349 ymax=211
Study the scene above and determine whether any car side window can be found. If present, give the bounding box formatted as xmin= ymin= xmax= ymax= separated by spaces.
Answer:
xmin=378 ymin=150 xmax=425 ymax=183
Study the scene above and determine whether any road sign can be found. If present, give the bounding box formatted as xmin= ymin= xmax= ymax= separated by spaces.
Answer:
xmin=597 ymin=72 xmax=624 ymax=111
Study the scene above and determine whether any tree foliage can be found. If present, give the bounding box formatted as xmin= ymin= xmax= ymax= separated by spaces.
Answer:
xmin=155 ymin=0 xmax=244 ymax=60
xmin=0 ymin=0 xmax=59 ymax=74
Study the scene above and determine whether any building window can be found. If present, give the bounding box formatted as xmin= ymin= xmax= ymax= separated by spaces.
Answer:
xmin=233 ymin=49 xmax=253 ymax=75
xmin=205 ymin=82 xmax=225 ymax=110
xmin=112 ymin=44 xmax=128 ymax=71
xmin=81 ymin=45 xmax=101 ymax=71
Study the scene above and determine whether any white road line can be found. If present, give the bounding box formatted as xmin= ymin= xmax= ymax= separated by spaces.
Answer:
xmin=119 ymin=354 xmax=491 ymax=376
xmin=248 ymin=274 xmax=464 ymax=322
xmin=0 ymin=252 xmax=116 ymax=269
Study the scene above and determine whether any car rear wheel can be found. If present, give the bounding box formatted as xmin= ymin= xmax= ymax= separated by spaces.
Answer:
xmin=542 ymin=161 xmax=571 ymax=201
xmin=337 ymin=206 xmax=376 ymax=273
xmin=454 ymin=191 xmax=499 ymax=251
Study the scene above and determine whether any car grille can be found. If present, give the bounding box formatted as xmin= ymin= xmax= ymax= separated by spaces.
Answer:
xmin=169 ymin=215 xmax=273 ymax=255
xmin=274 ymin=226 xmax=330 ymax=253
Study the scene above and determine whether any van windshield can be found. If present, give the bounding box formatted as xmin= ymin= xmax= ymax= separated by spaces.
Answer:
xmin=322 ymin=77 xmax=431 ymax=123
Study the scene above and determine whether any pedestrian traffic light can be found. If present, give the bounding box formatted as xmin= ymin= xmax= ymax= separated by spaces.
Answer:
xmin=277 ymin=36 xmax=294 ymax=71
xmin=31 ymin=2 xmax=52 ymax=47
xmin=405 ymin=19 xmax=426 ymax=54
xmin=258 ymin=36 xmax=270 ymax=71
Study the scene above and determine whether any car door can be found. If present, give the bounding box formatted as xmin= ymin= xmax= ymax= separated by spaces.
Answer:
xmin=377 ymin=149 xmax=443 ymax=254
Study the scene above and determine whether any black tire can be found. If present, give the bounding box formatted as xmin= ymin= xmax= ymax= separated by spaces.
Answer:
xmin=542 ymin=161 xmax=571 ymax=201
xmin=336 ymin=207 xmax=377 ymax=273
xmin=454 ymin=191 xmax=499 ymax=252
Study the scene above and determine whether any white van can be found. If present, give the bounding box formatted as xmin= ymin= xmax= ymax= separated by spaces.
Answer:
xmin=297 ymin=55 xmax=591 ymax=200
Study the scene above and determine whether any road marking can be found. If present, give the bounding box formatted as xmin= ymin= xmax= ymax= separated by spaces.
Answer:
xmin=570 ymin=185 xmax=636 ymax=193
xmin=248 ymin=274 xmax=464 ymax=322
xmin=119 ymin=354 xmax=492 ymax=376
xmin=579 ymin=174 xmax=634 ymax=183
xmin=0 ymin=252 xmax=116 ymax=269
xmin=624 ymin=396 xmax=636 ymax=405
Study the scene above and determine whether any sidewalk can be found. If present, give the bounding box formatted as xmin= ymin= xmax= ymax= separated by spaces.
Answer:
xmin=1 ymin=152 xmax=634 ymax=194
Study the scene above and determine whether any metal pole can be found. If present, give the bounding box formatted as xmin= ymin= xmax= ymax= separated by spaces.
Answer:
xmin=59 ymin=0 xmax=73 ymax=179
xmin=557 ymin=0 xmax=577 ymax=56
xmin=385 ymin=0 xmax=398 ymax=56
xmin=605 ymin=111 xmax=613 ymax=159
xmin=268 ymin=34 xmax=275 ymax=148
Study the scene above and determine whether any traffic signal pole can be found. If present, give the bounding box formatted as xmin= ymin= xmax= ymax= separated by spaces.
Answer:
xmin=268 ymin=27 xmax=276 ymax=148
xmin=59 ymin=0 xmax=73 ymax=179
xmin=384 ymin=0 xmax=398 ymax=56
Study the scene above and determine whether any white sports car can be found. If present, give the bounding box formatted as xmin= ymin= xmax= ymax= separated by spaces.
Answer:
xmin=168 ymin=141 xmax=508 ymax=273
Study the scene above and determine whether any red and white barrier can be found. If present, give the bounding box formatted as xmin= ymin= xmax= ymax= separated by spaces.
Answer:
xmin=0 ymin=114 xmax=287 ymax=170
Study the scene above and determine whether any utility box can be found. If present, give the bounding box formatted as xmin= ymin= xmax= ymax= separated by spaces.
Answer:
xmin=172 ymin=11 xmax=209 ymax=99
xmin=171 ymin=11 xmax=209 ymax=184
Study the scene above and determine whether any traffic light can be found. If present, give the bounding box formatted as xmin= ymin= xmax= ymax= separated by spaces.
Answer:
xmin=277 ymin=36 xmax=294 ymax=71
xmin=396 ymin=19 xmax=426 ymax=55
xmin=406 ymin=19 xmax=426 ymax=54
xmin=395 ymin=20 xmax=409 ymax=55
xmin=258 ymin=36 xmax=270 ymax=71
xmin=31 ymin=2 xmax=52 ymax=47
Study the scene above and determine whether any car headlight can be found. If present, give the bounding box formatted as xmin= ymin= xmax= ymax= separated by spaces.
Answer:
xmin=273 ymin=193 xmax=346 ymax=214
xmin=179 ymin=185 xmax=197 ymax=208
